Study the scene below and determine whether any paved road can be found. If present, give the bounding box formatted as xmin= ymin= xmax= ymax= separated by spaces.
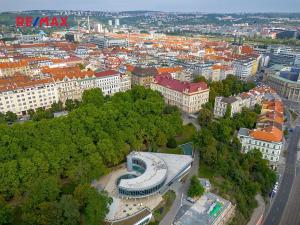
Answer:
xmin=263 ymin=126 xmax=300 ymax=225
xmin=181 ymin=113 xmax=201 ymax=130
xmin=282 ymin=99 xmax=300 ymax=114
xmin=280 ymin=163 xmax=300 ymax=225
xmin=159 ymin=149 xmax=199 ymax=225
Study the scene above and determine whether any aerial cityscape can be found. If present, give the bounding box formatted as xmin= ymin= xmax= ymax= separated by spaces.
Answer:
xmin=0 ymin=1 xmax=300 ymax=225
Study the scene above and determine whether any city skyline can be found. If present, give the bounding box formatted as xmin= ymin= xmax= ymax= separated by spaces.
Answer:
xmin=1 ymin=0 xmax=300 ymax=13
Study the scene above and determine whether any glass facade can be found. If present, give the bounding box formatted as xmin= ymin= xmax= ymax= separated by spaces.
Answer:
xmin=118 ymin=178 xmax=165 ymax=197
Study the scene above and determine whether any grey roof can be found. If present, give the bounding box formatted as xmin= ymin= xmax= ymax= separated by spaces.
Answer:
xmin=118 ymin=152 xmax=193 ymax=191
xmin=238 ymin=128 xmax=250 ymax=137
xmin=119 ymin=152 xmax=167 ymax=191
xmin=174 ymin=193 xmax=232 ymax=225
xmin=155 ymin=153 xmax=193 ymax=185
xmin=221 ymin=96 xmax=238 ymax=104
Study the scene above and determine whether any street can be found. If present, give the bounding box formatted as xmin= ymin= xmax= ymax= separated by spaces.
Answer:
xmin=280 ymin=163 xmax=300 ymax=225
xmin=159 ymin=143 xmax=200 ymax=225
xmin=282 ymin=99 xmax=300 ymax=115
xmin=263 ymin=126 xmax=300 ymax=225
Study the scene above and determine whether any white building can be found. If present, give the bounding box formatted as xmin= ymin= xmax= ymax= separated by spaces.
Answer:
xmin=115 ymin=18 xmax=120 ymax=27
xmin=96 ymin=23 xmax=103 ymax=33
xmin=150 ymin=74 xmax=209 ymax=113
xmin=0 ymin=61 xmax=31 ymax=77
xmin=213 ymin=87 xmax=267 ymax=118
xmin=120 ymin=74 xmax=131 ymax=92
xmin=201 ymin=65 xmax=235 ymax=82
xmin=92 ymin=70 xmax=121 ymax=95
xmin=238 ymin=127 xmax=283 ymax=169
xmin=232 ymin=58 xmax=254 ymax=80
xmin=214 ymin=96 xmax=241 ymax=118
xmin=0 ymin=75 xmax=58 ymax=115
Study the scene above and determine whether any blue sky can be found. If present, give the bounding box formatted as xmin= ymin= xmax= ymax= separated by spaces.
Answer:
xmin=1 ymin=0 xmax=300 ymax=12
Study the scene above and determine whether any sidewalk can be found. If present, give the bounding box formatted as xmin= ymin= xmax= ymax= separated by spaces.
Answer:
xmin=247 ymin=195 xmax=265 ymax=225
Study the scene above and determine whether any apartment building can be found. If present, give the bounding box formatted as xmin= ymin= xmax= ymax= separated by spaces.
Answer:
xmin=214 ymin=96 xmax=242 ymax=118
xmin=43 ymin=67 xmax=94 ymax=103
xmin=131 ymin=67 xmax=158 ymax=87
xmin=232 ymin=58 xmax=255 ymax=80
xmin=213 ymin=87 xmax=266 ymax=118
xmin=0 ymin=66 xmax=132 ymax=115
xmin=120 ymin=74 xmax=131 ymax=92
xmin=44 ymin=67 xmax=131 ymax=102
xmin=92 ymin=70 xmax=121 ymax=95
xmin=150 ymin=73 xmax=209 ymax=113
xmin=0 ymin=61 xmax=31 ymax=77
xmin=238 ymin=126 xmax=283 ymax=169
xmin=88 ymin=36 xmax=128 ymax=49
xmin=0 ymin=75 xmax=58 ymax=115
xmin=267 ymin=45 xmax=297 ymax=66
xmin=265 ymin=66 xmax=300 ymax=102
xmin=201 ymin=65 xmax=234 ymax=82
xmin=238 ymin=99 xmax=284 ymax=169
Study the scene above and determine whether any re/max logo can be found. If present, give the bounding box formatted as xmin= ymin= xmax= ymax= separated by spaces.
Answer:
xmin=16 ymin=16 xmax=68 ymax=28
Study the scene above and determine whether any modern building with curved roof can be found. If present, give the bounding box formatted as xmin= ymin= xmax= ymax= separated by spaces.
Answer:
xmin=117 ymin=151 xmax=193 ymax=198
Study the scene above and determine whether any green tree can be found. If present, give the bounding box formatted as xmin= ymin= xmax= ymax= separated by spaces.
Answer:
xmin=51 ymin=101 xmax=64 ymax=112
xmin=27 ymin=109 xmax=35 ymax=118
xmin=65 ymin=99 xmax=76 ymax=111
xmin=32 ymin=108 xmax=53 ymax=121
xmin=74 ymin=184 xmax=111 ymax=225
xmin=0 ymin=197 xmax=12 ymax=225
xmin=188 ymin=176 xmax=205 ymax=198
xmin=5 ymin=111 xmax=17 ymax=123
xmin=0 ymin=87 xmax=182 ymax=224
xmin=77 ymin=63 xmax=85 ymax=70
xmin=224 ymin=104 xmax=232 ymax=118
xmin=82 ymin=88 xmax=104 ymax=107
xmin=156 ymin=132 xmax=167 ymax=147
xmin=193 ymin=76 xmax=208 ymax=83
xmin=167 ymin=137 xmax=177 ymax=148
xmin=254 ymin=104 xmax=262 ymax=114
xmin=0 ymin=113 xmax=6 ymax=124
xmin=198 ymin=108 xmax=213 ymax=127
xmin=58 ymin=195 xmax=80 ymax=225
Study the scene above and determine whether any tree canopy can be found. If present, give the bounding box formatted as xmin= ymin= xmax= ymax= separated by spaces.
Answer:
xmin=195 ymin=107 xmax=276 ymax=224
xmin=0 ymin=86 xmax=182 ymax=224
xmin=208 ymin=75 xmax=256 ymax=104
xmin=188 ymin=176 xmax=205 ymax=198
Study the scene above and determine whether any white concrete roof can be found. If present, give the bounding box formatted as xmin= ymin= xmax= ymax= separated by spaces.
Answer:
xmin=118 ymin=152 xmax=168 ymax=191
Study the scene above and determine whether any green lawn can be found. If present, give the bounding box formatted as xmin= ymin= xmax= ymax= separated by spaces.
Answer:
xmin=152 ymin=190 xmax=176 ymax=222
xmin=176 ymin=123 xmax=196 ymax=145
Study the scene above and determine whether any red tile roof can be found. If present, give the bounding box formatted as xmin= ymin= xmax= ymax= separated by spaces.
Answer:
xmin=154 ymin=74 xmax=208 ymax=94
xmin=0 ymin=74 xmax=54 ymax=92
xmin=42 ymin=66 xmax=94 ymax=81
xmin=0 ymin=60 xmax=29 ymax=69
xmin=95 ymin=70 xmax=119 ymax=78
xmin=250 ymin=126 xmax=283 ymax=143
xmin=157 ymin=67 xmax=183 ymax=74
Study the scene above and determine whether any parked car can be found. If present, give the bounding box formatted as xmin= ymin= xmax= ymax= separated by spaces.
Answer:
xmin=186 ymin=197 xmax=195 ymax=203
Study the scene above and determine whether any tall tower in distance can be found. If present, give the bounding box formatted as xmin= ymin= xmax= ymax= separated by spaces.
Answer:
xmin=87 ymin=16 xmax=90 ymax=33
xmin=115 ymin=18 xmax=120 ymax=27
xmin=96 ymin=23 xmax=103 ymax=33
xmin=108 ymin=20 xmax=113 ymax=26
